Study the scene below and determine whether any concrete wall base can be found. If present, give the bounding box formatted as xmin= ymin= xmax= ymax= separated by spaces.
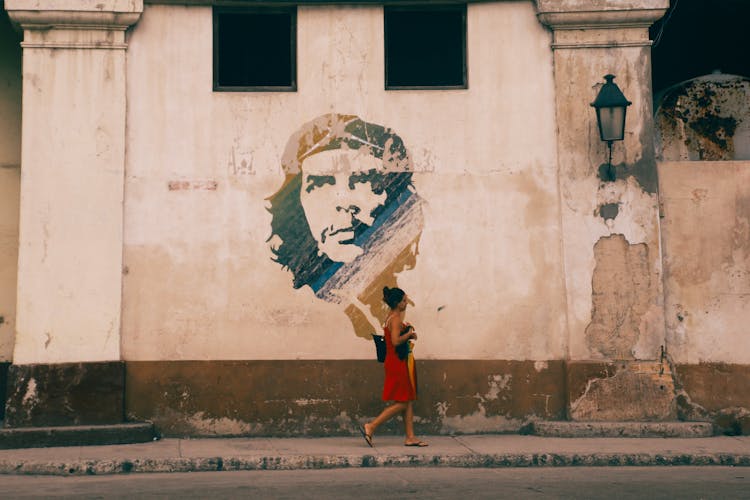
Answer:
xmin=2 ymin=360 xmax=747 ymax=436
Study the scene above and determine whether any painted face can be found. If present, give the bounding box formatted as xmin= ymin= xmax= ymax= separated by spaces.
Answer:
xmin=300 ymin=149 xmax=387 ymax=263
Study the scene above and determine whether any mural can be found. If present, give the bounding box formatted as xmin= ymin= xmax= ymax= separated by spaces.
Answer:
xmin=268 ymin=114 xmax=424 ymax=339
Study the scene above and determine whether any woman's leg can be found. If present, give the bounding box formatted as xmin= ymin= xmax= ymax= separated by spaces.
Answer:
xmin=403 ymin=401 xmax=427 ymax=445
xmin=365 ymin=402 xmax=406 ymax=437
xmin=403 ymin=401 xmax=415 ymax=440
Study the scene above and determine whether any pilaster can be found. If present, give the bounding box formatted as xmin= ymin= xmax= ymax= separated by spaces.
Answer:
xmin=2 ymin=0 xmax=141 ymax=426
xmin=536 ymin=0 xmax=673 ymax=420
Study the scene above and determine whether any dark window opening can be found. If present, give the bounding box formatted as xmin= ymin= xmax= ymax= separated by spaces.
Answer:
xmin=213 ymin=7 xmax=296 ymax=91
xmin=650 ymin=0 xmax=750 ymax=96
xmin=385 ymin=5 xmax=467 ymax=90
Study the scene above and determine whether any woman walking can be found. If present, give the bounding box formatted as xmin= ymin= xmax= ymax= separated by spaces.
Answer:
xmin=361 ymin=286 xmax=428 ymax=447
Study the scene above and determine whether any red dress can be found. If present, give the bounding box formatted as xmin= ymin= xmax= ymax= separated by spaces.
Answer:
xmin=382 ymin=323 xmax=417 ymax=402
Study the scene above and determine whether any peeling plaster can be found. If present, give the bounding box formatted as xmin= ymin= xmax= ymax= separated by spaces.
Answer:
xmin=435 ymin=400 xmax=521 ymax=434
xmin=585 ymin=234 xmax=654 ymax=359
xmin=534 ymin=361 xmax=548 ymax=372
xmin=570 ymin=361 xmax=676 ymax=421
xmin=656 ymin=74 xmax=750 ymax=161
xmin=183 ymin=411 xmax=255 ymax=435
xmin=480 ymin=374 xmax=512 ymax=401
xmin=21 ymin=378 xmax=38 ymax=407
xmin=597 ymin=203 xmax=619 ymax=221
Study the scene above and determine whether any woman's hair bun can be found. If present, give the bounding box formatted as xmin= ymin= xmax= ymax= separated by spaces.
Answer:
xmin=382 ymin=286 xmax=405 ymax=308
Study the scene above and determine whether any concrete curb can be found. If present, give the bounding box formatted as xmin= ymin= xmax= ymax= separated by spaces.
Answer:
xmin=1 ymin=452 xmax=749 ymax=476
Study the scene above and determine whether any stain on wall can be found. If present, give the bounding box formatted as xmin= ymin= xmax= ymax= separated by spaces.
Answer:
xmin=585 ymin=234 xmax=655 ymax=359
xmin=656 ymin=74 xmax=750 ymax=161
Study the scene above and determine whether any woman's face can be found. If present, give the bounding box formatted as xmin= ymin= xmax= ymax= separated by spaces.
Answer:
xmin=300 ymin=149 xmax=387 ymax=263
xmin=398 ymin=296 xmax=408 ymax=311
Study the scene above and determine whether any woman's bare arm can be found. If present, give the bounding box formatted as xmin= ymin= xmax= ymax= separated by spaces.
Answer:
xmin=389 ymin=313 xmax=414 ymax=346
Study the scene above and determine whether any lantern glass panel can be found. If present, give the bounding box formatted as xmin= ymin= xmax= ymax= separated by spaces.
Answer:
xmin=597 ymin=106 xmax=626 ymax=141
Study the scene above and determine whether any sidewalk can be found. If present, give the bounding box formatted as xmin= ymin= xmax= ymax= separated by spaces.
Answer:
xmin=0 ymin=434 xmax=748 ymax=476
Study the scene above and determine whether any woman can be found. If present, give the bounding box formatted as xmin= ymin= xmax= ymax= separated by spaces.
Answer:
xmin=360 ymin=286 xmax=428 ymax=447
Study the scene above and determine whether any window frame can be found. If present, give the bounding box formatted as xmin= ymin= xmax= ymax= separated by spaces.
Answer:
xmin=384 ymin=3 xmax=468 ymax=91
xmin=212 ymin=6 xmax=298 ymax=92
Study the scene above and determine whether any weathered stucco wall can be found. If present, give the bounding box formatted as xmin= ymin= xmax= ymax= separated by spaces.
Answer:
xmin=537 ymin=0 xmax=668 ymax=365
xmin=536 ymin=0 xmax=674 ymax=422
xmin=659 ymin=161 xmax=750 ymax=364
xmin=551 ymin=47 xmax=665 ymax=363
xmin=0 ymin=8 xmax=21 ymax=362
xmin=122 ymin=2 xmax=566 ymax=361
xmin=656 ymin=74 xmax=750 ymax=433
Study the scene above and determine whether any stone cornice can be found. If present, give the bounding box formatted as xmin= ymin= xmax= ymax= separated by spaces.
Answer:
xmin=7 ymin=10 xmax=142 ymax=30
xmin=535 ymin=0 xmax=668 ymax=28
xmin=534 ymin=1 xmax=668 ymax=49
xmin=5 ymin=1 xmax=143 ymax=32
xmin=537 ymin=8 xmax=668 ymax=31
xmin=5 ymin=1 xmax=143 ymax=49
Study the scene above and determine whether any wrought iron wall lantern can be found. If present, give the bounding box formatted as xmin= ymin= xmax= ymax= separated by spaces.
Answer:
xmin=591 ymin=74 xmax=631 ymax=181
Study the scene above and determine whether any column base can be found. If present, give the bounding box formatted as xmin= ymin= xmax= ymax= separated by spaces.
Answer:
xmin=0 ymin=362 xmax=9 ymax=421
xmin=4 ymin=361 xmax=125 ymax=427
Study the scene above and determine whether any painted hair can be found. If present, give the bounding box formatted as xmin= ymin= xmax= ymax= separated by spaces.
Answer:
xmin=267 ymin=113 xmax=418 ymax=299
xmin=383 ymin=286 xmax=406 ymax=309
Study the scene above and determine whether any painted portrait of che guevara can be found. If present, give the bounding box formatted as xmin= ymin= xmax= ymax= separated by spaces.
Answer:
xmin=267 ymin=113 xmax=423 ymax=339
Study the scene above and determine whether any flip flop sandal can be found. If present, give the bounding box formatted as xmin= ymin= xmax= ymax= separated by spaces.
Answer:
xmin=359 ymin=425 xmax=373 ymax=447
xmin=404 ymin=440 xmax=428 ymax=447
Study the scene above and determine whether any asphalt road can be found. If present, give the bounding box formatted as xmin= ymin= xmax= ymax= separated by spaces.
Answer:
xmin=0 ymin=466 xmax=747 ymax=499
